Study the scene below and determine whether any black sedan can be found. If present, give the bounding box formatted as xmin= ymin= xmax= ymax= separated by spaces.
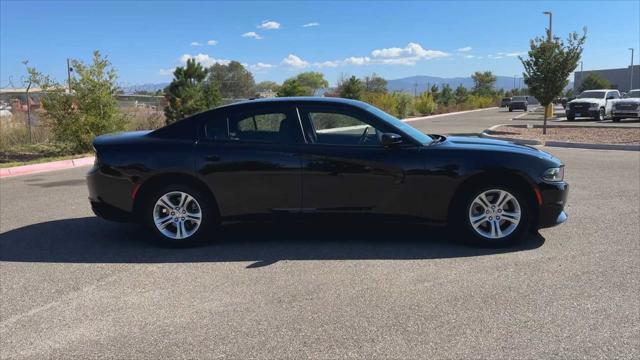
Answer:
xmin=87 ymin=97 xmax=568 ymax=246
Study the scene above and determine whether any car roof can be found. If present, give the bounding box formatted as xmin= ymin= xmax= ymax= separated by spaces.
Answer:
xmin=217 ymin=96 xmax=371 ymax=110
xmin=582 ymin=89 xmax=618 ymax=92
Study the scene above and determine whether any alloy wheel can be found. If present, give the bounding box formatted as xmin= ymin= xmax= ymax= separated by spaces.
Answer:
xmin=153 ymin=191 xmax=202 ymax=240
xmin=468 ymin=189 xmax=521 ymax=239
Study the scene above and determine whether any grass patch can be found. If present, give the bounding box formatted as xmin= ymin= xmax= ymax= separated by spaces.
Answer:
xmin=0 ymin=142 xmax=90 ymax=168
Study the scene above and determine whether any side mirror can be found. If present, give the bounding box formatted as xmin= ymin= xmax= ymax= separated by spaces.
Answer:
xmin=382 ymin=133 xmax=403 ymax=147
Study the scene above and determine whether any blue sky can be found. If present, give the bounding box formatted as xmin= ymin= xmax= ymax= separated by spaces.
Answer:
xmin=1 ymin=0 xmax=639 ymax=87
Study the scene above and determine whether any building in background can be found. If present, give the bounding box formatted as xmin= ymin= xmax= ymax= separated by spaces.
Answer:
xmin=573 ymin=65 xmax=640 ymax=93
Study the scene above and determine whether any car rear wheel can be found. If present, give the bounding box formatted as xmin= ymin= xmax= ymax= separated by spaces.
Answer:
xmin=508 ymin=108 xmax=513 ymax=112
xmin=455 ymin=185 xmax=530 ymax=247
xmin=144 ymin=184 xmax=216 ymax=247
xmin=567 ymin=114 xmax=575 ymax=121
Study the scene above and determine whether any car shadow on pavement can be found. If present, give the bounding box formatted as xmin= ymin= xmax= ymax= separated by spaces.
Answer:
xmin=0 ymin=217 xmax=545 ymax=267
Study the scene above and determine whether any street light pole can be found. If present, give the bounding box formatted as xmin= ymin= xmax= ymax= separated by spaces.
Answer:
xmin=629 ymin=48 xmax=635 ymax=92
xmin=543 ymin=11 xmax=552 ymax=41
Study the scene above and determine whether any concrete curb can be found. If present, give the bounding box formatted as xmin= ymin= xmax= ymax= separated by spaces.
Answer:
xmin=481 ymin=124 xmax=640 ymax=151
xmin=0 ymin=156 xmax=95 ymax=179
xmin=544 ymin=141 xmax=640 ymax=151
xmin=403 ymin=107 xmax=498 ymax=123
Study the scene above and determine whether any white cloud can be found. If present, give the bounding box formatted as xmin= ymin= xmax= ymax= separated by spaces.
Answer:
xmin=282 ymin=54 xmax=309 ymax=68
xmin=314 ymin=60 xmax=339 ymax=68
xmin=190 ymin=41 xmax=203 ymax=46
xmin=249 ymin=62 xmax=276 ymax=72
xmin=179 ymin=53 xmax=231 ymax=67
xmin=343 ymin=56 xmax=371 ymax=65
xmin=465 ymin=55 xmax=475 ymax=59
xmin=207 ymin=40 xmax=217 ymax=45
xmin=371 ymin=42 xmax=449 ymax=61
xmin=242 ymin=31 xmax=263 ymax=40
xmin=506 ymin=51 xmax=525 ymax=57
xmin=159 ymin=68 xmax=175 ymax=76
xmin=303 ymin=22 xmax=319 ymax=27
xmin=258 ymin=20 xmax=281 ymax=30
xmin=457 ymin=46 xmax=472 ymax=52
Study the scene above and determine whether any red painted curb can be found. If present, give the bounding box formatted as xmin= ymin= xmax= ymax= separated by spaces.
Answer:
xmin=0 ymin=156 xmax=95 ymax=179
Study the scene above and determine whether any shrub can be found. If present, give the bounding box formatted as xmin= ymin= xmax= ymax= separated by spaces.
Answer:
xmin=415 ymin=92 xmax=436 ymax=115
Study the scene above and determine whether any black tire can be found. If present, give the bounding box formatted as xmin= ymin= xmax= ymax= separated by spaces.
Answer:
xmin=612 ymin=117 xmax=621 ymax=122
xmin=451 ymin=182 xmax=531 ymax=247
xmin=142 ymin=184 xmax=217 ymax=247
xmin=508 ymin=108 xmax=513 ymax=112
xmin=595 ymin=108 xmax=605 ymax=121
xmin=566 ymin=114 xmax=575 ymax=121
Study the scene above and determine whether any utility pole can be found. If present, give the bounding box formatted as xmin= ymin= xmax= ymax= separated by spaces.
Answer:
xmin=513 ymin=75 xmax=516 ymax=91
xmin=629 ymin=48 xmax=635 ymax=92
xmin=67 ymin=58 xmax=72 ymax=93
xmin=21 ymin=60 xmax=32 ymax=143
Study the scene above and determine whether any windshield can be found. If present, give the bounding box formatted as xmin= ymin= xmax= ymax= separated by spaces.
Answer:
xmin=512 ymin=96 xmax=526 ymax=101
xmin=626 ymin=90 xmax=640 ymax=98
xmin=363 ymin=103 xmax=433 ymax=145
xmin=578 ymin=91 xmax=606 ymax=99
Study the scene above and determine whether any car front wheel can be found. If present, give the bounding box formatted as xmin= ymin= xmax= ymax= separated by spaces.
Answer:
xmin=457 ymin=186 xmax=530 ymax=246
xmin=595 ymin=108 xmax=605 ymax=121
xmin=144 ymin=184 xmax=215 ymax=246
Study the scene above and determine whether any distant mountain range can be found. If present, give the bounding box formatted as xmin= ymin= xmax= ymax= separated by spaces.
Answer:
xmin=122 ymin=76 xmax=572 ymax=95
xmin=387 ymin=75 xmax=526 ymax=94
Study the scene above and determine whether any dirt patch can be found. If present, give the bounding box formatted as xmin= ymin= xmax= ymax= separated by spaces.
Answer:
xmin=491 ymin=126 xmax=640 ymax=145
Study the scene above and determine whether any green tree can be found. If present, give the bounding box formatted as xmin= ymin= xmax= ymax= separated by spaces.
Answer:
xmin=471 ymin=71 xmax=497 ymax=96
xmin=577 ymin=73 xmax=610 ymax=92
xmin=338 ymin=76 xmax=365 ymax=100
xmin=454 ymin=84 xmax=469 ymax=104
xmin=164 ymin=58 xmax=222 ymax=123
xmin=430 ymin=84 xmax=439 ymax=98
xmin=33 ymin=51 xmax=127 ymax=152
xmin=255 ymin=81 xmax=280 ymax=93
xmin=295 ymin=72 xmax=329 ymax=95
xmin=415 ymin=91 xmax=436 ymax=115
xmin=565 ymin=88 xmax=575 ymax=98
xmin=208 ymin=61 xmax=255 ymax=98
xmin=521 ymin=28 xmax=586 ymax=133
xmin=363 ymin=73 xmax=388 ymax=93
xmin=394 ymin=92 xmax=414 ymax=118
xmin=277 ymin=79 xmax=306 ymax=97
xmin=438 ymin=84 xmax=454 ymax=106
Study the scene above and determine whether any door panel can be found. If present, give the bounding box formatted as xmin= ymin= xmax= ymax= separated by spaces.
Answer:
xmin=195 ymin=105 xmax=303 ymax=219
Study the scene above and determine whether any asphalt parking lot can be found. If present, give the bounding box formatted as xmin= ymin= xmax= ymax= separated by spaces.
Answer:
xmin=1 ymin=111 xmax=639 ymax=359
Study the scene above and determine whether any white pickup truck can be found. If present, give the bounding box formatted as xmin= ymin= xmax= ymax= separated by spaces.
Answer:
xmin=566 ymin=89 xmax=621 ymax=121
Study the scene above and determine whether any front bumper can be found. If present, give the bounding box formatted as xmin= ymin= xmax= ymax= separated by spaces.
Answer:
xmin=510 ymin=103 xmax=527 ymax=110
xmin=566 ymin=109 xmax=599 ymax=118
xmin=537 ymin=181 xmax=569 ymax=229
xmin=612 ymin=109 xmax=640 ymax=118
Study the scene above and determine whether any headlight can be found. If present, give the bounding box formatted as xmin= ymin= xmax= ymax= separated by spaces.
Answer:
xmin=589 ymin=103 xmax=599 ymax=109
xmin=542 ymin=167 xmax=564 ymax=182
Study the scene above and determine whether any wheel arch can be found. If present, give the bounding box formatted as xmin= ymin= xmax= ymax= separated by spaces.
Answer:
xmin=447 ymin=170 xmax=540 ymax=229
xmin=132 ymin=172 xmax=220 ymax=222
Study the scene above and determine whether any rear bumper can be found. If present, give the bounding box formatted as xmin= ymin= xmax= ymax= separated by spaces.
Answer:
xmin=537 ymin=181 xmax=569 ymax=229
xmin=509 ymin=103 xmax=527 ymax=110
xmin=90 ymin=200 xmax=132 ymax=222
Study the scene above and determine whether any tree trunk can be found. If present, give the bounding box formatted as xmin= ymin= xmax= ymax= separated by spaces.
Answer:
xmin=543 ymin=110 xmax=547 ymax=135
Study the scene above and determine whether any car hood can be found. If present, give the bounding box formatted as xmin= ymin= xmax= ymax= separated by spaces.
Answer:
xmin=93 ymin=130 xmax=153 ymax=148
xmin=568 ymin=98 xmax=600 ymax=103
xmin=615 ymin=98 xmax=640 ymax=104
xmin=438 ymin=136 xmax=557 ymax=161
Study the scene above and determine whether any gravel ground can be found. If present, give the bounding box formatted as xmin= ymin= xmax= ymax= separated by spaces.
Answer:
xmin=493 ymin=126 xmax=640 ymax=144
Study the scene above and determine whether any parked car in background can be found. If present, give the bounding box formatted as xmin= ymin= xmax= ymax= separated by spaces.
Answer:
xmin=566 ymin=89 xmax=621 ymax=121
xmin=87 ymin=97 xmax=568 ymax=247
xmin=508 ymin=96 xmax=528 ymax=112
xmin=560 ymin=96 xmax=576 ymax=109
xmin=612 ymin=89 xmax=640 ymax=122
xmin=500 ymin=97 xmax=512 ymax=108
